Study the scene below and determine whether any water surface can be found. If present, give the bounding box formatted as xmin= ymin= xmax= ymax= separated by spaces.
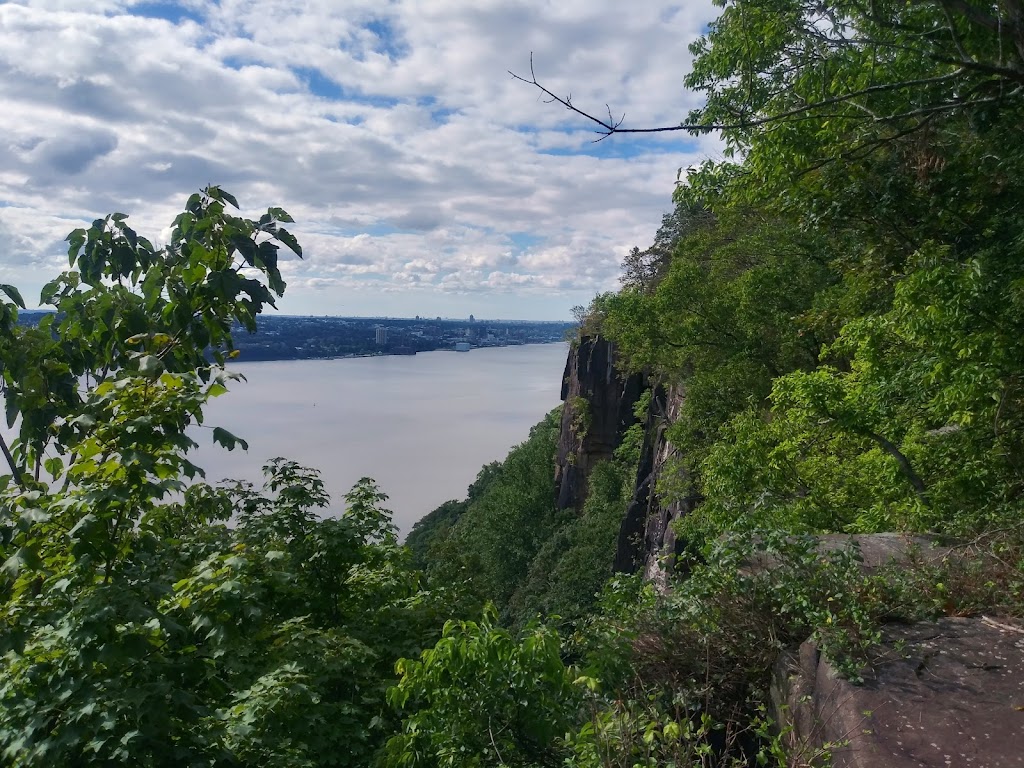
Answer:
xmin=192 ymin=344 xmax=568 ymax=534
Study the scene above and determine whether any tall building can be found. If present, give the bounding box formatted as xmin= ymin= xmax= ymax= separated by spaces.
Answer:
xmin=375 ymin=327 xmax=388 ymax=345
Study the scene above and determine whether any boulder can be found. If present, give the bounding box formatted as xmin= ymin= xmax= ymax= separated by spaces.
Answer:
xmin=741 ymin=533 xmax=954 ymax=576
xmin=772 ymin=617 xmax=1024 ymax=767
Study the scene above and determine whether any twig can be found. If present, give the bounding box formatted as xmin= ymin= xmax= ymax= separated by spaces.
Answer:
xmin=981 ymin=615 xmax=1024 ymax=634
xmin=487 ymin=717 xmax=508 ymax=766
xmin=509 ymin=53 xmax=970 ymax=139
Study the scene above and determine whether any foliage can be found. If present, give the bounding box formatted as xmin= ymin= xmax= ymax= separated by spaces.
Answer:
xmin=0 ymin=186 xmax=300 ymax=487
xmin=423 ymin=410 xmax=563 ymax=616
xmin=584 ymin=0 xmax=1024 ymax=549
xmin=6 ymin=0 xmax=1024 ymax=759
xmin=509 ymin=421 xmax=643 ymax=630
xmin=0 ymin=192 xmax=442 ymax=767
xmin=419 ymin=401 xmax=643 ymax=631
xmin=389 ymin=2 xmax=1024 ymax=763
xmin=685 ymin=0 xmax=1024 ymax=187
xmin=404 ymin=461 xmax=503 ymax=570
xmin=0 ymin=457 xmax=440 ymax=766
xmin=383 ymin=605 xmax=577 ymax=768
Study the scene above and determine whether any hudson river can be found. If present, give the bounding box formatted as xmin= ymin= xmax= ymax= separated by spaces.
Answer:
xmin=192 ymin=343 xmax=568 ymax=535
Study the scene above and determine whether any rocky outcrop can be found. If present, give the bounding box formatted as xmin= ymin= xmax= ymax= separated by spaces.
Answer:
xmin=613 ymin=383 xmax=698 ymax=590
xmin=772 ymin=617 xmax=1024 ymax=767
xmin=740 ymin=533 xmax=954 ymax=576
xmin=557 ymin=340 xmax=1024 ymax=766
xmin=556 ymin=341 xmax=1024 ymax=765
xmin=554 ymin=337 xmax=646 ymax=511
xmin=554 ymin=339 xmax=696 ymax=586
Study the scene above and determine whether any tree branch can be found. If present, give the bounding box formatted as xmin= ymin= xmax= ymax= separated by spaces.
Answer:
xmin=865 ymin=429 xmax=930 ymax=505
xmin=0 ymin=431 xmax=24 ymax=490
xmin=509 ymin=54 xmax=969 ymax=139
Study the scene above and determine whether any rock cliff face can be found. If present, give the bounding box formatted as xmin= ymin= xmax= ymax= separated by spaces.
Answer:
xmin=555 ymin=339 xmax=692 ymax=586
xmin=613 ymin=383 xmax=699 ymax=590
xmin=554 ymin=337 xmax=646 ymax=512
xmin=556 ymin=341 xmax=1024 ymax=766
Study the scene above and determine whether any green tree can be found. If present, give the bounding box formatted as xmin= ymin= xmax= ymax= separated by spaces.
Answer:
xmin=429 ymin=410 xmax=562 ymax=615
xmin=0 ymin=185 xmax=299 ymax=487
xmin=0 ymin=190 xmax=441 ymax=766
xmin=383 ymin=605 xmax=576 ymax=768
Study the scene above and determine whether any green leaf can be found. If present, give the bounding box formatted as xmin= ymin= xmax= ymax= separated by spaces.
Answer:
xmin=44 ymin=456 xmax=64 ymax=478
xmin=231 ymin=236 xmax=257 ymax=266
xmin=66 ymin=229 xmax=86 ymax=263
xmin=138 ymin=355 xmax=164 ymax=378
xmin=267 ymin=206 xmax=294 ymax=224
xmin=212 ymin=426 xmax=249 ymax=451
xmin=2 ymin=546 xmax=41 ymax=576
xmin=0 ymin=283 xmax=26 ymax=309
xmin=275 ymin=227 xmax=302 ymax=258
xmin=40 ymin=278 xmax=62 ymax=305
xmin=71 ymin=413 xmax=97 ymax=429
xmin=220 ymin=189 xmax=239 ymax=209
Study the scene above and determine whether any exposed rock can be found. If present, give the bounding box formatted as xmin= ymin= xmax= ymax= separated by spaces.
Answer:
xmin=554 ymin=337 xmax=646 ymax=511
xmin=741 ymin=533 xmax=954 ymax=577
xmin=613 ymin=383 xmax=697 ymax=591
xmin=772 ymin=617 xmax=1024 ymax=767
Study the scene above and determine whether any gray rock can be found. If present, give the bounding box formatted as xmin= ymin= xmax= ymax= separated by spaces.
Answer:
xmin=773 ymin=617 xmax=1024 ymax=767
xmin=554 ymin=336 xmax=646 ymax=511
xmin=741 ymin=533 xmax=954 ymax=576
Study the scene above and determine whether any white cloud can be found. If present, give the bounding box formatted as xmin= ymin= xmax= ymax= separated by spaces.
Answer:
xmin=0 ymin=0 xmax=721 ymax=318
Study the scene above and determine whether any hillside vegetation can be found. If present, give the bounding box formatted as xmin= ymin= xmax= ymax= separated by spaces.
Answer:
xmin=3 ymin=0 xmax=1024 ymax=763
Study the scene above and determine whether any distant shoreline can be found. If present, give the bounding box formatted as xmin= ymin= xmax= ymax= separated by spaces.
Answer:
xmin=231 ymin=340 xmax=567 ymax=364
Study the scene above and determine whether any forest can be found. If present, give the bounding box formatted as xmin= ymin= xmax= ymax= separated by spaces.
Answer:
xmin=2 ymin=0 xmax=1024 ymax=764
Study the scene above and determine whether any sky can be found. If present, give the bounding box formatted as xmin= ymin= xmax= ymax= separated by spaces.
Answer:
xmin=0 ymin=0 xmax=722 ymax=320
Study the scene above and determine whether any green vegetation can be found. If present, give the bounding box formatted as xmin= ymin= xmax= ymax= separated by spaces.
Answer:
xmin=593 ymin=0 xmax=1024 ymax=546
xmin=4 ymin=0 xmax=1024 ymax=761
xmin=0 ymin=190 xmax=448 ymax=766
xmin=405 ymin=0 xmax=1024 ymax=759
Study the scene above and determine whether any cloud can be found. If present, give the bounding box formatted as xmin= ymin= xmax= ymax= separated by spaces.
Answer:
xmin=30 ymin=127 xmax=119 ymax=175
xmin=0 ymin=0 xmax=722 ymax=318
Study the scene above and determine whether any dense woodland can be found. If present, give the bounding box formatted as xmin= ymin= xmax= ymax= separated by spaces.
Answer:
xmin=3 ymin=0 xmax=1024 ymax=764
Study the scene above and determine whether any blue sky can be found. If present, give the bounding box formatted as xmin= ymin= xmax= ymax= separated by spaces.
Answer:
xmin=0 ymin=0 xmax=721 ymax=320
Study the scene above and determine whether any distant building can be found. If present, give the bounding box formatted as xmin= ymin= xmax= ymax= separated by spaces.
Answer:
xmin=469 ymin=314 xmax=475 ymax=323
xmin=454 ymin=342 xmax=471 ymax=352
xmin=375 ymin=327 xmax=388 ymax=345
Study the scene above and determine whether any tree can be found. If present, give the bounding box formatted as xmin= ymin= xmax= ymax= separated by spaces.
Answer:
xmin=383 ymin=606 xmax=576 ymax=768
xmin=0 ymin=185 xmax=300 ymax=487
xmin=517 ymin=0 xmax=1024 ymax=543
xmin=0 ymin=190 xmax=442 ymax=766
xmin=512 ymin=0 xmax=1024 ymax=155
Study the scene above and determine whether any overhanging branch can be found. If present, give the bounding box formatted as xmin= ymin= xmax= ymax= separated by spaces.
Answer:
xmin=509 ymin=53 xmax=972 ymax=139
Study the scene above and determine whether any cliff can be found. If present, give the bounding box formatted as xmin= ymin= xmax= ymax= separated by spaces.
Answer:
xmin=553 ymin=337 xmax=646 ymax=511
xmin=555 ymin=338 xmax=692 ymax=586
xmin=554 ymin=338 xmax=1024 ymax=767
xmin=613 ymin=383 xmax=699 ymax=590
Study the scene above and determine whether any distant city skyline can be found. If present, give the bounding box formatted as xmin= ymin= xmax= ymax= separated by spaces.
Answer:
xmin=0 ymin=0 xmax=723 ymax=320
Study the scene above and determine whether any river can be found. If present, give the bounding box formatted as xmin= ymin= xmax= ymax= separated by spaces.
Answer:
xmin=190 ymin=343 xmax=568 ymax=535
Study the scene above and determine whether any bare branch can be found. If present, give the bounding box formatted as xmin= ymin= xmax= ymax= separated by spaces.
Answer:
xmin=509 ymin=54 xmax=972 ymax=138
